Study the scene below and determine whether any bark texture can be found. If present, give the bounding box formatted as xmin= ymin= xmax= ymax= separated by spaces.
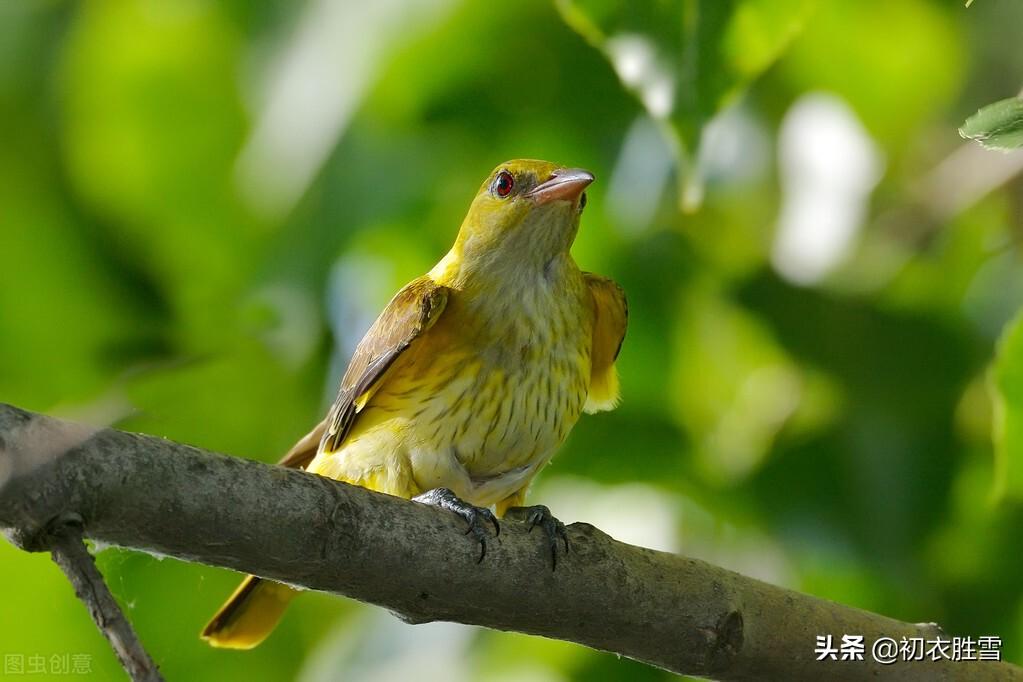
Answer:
xmin=0 ymin=403 xmax=1019 ymax=681
xmin=48 ymin=515 xmax=163 ymax=681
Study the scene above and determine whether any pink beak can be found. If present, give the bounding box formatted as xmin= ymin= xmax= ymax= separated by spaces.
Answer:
xmin=526 ymin=168 xmax=594 ymax=205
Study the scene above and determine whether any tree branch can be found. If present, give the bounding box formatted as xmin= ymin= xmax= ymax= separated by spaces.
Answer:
xmin=0 ymin=403 xmax=1019 ymax=681
xmin=47 ymin=515 xmax=163 ymax=681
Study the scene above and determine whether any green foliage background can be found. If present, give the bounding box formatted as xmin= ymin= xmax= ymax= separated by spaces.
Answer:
xmin=1 ymin=0 xmax=1022 ymax=679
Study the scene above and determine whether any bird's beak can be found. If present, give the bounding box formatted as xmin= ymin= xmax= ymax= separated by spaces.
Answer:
xmin=526 ymin=168 xmax=594 ymax=205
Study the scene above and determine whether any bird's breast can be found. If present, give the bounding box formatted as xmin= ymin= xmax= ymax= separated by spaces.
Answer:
xmin=370 ymin=280 xmax=592 ymax=497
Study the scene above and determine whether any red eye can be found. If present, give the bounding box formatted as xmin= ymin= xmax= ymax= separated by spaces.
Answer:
xmin=494 ymin=170 xmax=514 ymax=197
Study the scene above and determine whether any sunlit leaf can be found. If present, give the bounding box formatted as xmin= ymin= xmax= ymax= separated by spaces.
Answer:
xmin=992 ymin=309 xmax=1023 ymax=501
xmin=555 ymin=0 xmax=815 ymax=210
xmin=780 ymin=0 xmax=963 ymax=146
xmin=960 ymin=97 xmax=1023 ymax=151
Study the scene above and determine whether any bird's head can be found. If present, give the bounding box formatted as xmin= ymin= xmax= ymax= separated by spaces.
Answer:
xmin=438 ymin=160 xmax=593 ymax=283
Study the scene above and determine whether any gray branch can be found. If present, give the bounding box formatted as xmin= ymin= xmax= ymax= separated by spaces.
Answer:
xmin=47 ymin=515 xmax=163 ymax=681
xmin=0 ymin=403 xmax=1019 ymax=681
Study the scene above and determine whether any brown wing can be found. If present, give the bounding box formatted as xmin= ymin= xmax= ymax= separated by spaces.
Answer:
xmin=318 ymin=276 xmax=449 ymax=454
xmin=583 ymin=273 xmax=627 ymax=414
xmin=276 ymin=418 xmax=327 ymax=470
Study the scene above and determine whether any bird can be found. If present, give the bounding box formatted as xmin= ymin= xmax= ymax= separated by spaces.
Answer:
xmin=201 ymin=159 xmax=627 ymax=649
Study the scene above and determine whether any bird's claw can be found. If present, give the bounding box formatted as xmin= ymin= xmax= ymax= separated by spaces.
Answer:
xmin=413 ymin=488 xmax=499 ymax=563
xmin=521 ymin=504 xmax=569 ymax=570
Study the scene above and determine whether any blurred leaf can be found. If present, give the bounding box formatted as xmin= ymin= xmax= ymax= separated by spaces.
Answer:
xmin=779 ymin=0 xmax=963 ymax=145
xmin=671 ymin=283 xmax=837 ymax=485
xmin=118 ymin=337 xmax=320 ymax=461
xmin=960 ymin=97 xmax=1023 ymax=151
xmin=555 ymin=0 xmax=815 ymax=209
xmin=992 ymin=309 xmax=1023 ymax=501
xmin=881 ymin=194 xmax=1016 ymax=325
xmin=0 ymin=160 xmax=148 ymax=408
xmin=59 ymin=0 xmax=252 ymax=347
xmin=3 ymin=0 xmax=1023 ymax=671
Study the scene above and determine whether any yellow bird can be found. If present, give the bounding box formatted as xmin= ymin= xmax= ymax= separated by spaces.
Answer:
xmin=201 ymin=159 xmax=628 ymax=649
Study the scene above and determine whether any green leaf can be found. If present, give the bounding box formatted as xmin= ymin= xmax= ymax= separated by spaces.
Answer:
xmin=959 ymin=97 xmax=1023 ymax=151
xmin=780 ymin=0 xmax=963 ymax=146
xmin=59 ymin=1 xmax=252 ymax=348
xmin=555 ymin=0 xmax=816 ymax=210
xmin=992 ymin=309 xmax=1023 ymax=502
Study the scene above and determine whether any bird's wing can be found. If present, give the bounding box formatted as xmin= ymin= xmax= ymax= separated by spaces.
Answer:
xmin=318 ymin=276 xmax=450 ymax=454
xmin=583 ymin=273 xmax=628 ymax=414
xmin=276 ymin=418 xmax=327 ymax=470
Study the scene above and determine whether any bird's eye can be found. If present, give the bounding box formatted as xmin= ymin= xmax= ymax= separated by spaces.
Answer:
xmin=579 ymin=192 xmax=587 ymax=211
xmin=494 ymin=170 xmax=514 ymax=198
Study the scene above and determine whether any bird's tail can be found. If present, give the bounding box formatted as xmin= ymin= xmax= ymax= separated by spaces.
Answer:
xmin=200 ymin=575 xmax=298 ymax=649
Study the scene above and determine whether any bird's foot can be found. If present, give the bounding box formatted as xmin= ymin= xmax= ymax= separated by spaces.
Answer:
xmin=413 ymin=488 xmax=499 ymax=563
xmin=509 ymin=504 xmax=569 ymax=570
